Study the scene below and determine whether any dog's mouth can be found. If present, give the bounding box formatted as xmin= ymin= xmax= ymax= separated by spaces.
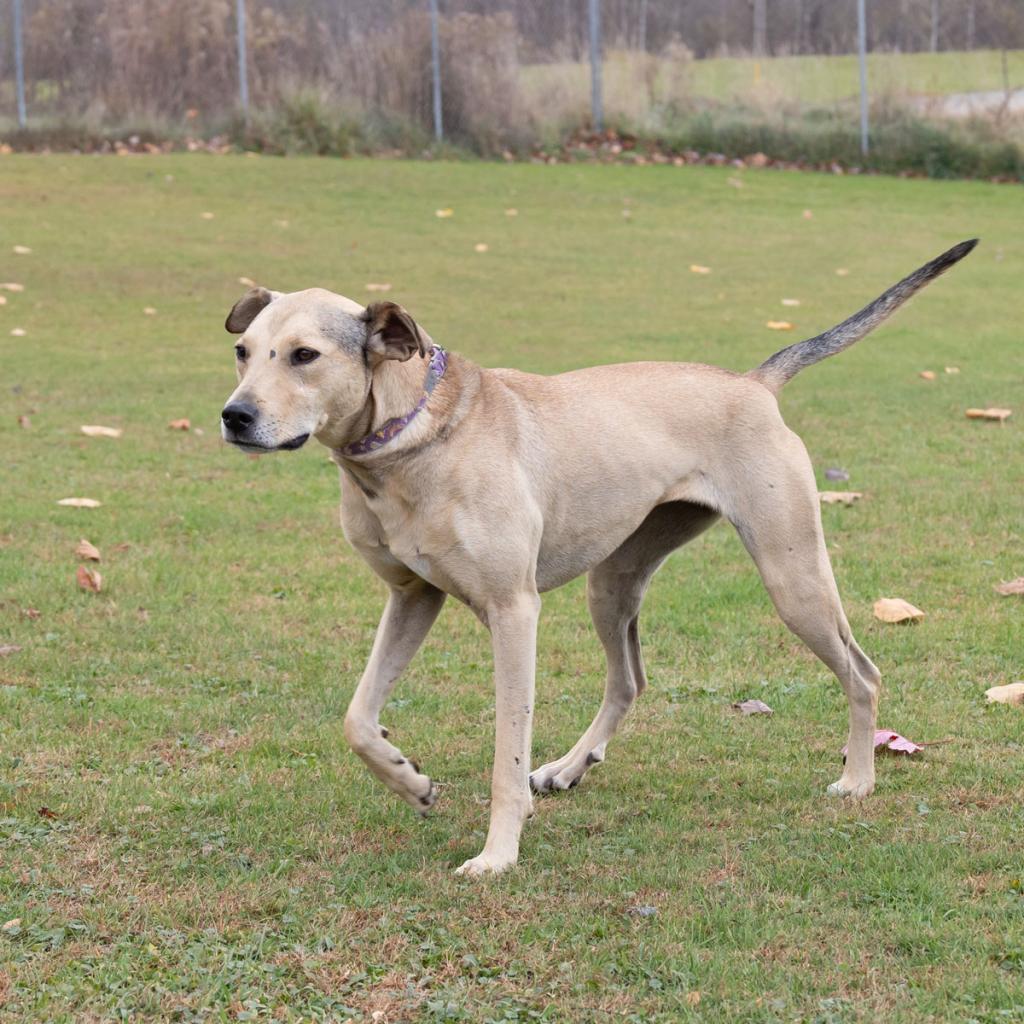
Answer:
xmin=227 ymin=433 xmax=310 ymax=453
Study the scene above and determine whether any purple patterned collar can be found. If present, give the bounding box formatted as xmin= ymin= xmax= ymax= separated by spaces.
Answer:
xmin=340 ymin=345 xmax=449 ymax=458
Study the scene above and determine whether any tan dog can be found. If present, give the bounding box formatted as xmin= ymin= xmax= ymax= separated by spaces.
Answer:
xmin=221 ymin=240 xmax=976 ymax=876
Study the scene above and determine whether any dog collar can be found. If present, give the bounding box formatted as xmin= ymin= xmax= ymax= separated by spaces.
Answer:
xmin=341 ymin=345 xmax=448 ymax=457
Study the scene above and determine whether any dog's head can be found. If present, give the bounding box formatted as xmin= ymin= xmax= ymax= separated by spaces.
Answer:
xmin=220 ymin=287 xmax=430 ymax=453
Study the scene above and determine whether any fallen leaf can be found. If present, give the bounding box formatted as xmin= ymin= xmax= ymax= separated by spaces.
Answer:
xmin=802 ymin=209 xmax=813 ymax=219
xmin=238 ymin=276 xmax=257 ymax=287
xmin=365 ymin=282 xmax=392 ymax=292
xmin=435 ymin=208 xmax=454 ymax=218
xmin=75 ymin=539 xmax=101 ymax=562
xmin=80 ymin=425 xmax=122 ymax=438
xmin=843 ymin=729 xmax=924 ymax=756
xmin=820 ymin=490 xmax=862 ymax=505
xmin=994 ymin=577 xmax=1024 ymax=596
xmin=23 ymin=608 xmax=41 ymax=619
xmin=824 ymin=467 xmax=849 ymax=481
xmin=13 ymin=245 xmax=31 ymax=255
xmin=919 ymin=370 xmax=937 ymax=380
xmin=689 ymin=264 xmax=711 ymax=274
xmin=733 ymin=698 xmax=773 ymax=715
xmin=944 ymin=366 xmax=960 ymax=374
xmin=10 ymin=327 xmax=26 ymax=337
xmin=37 ymin=806 xmax=58 ymax=819
xmin=17 ymin=414 xmax=30 ymax=429
xmin=766 ymin=320 xmax=793 ymax=331
xmin=168 ymin=418 xmax=191 ymax=430
xmin=76 ymin=565 xmax=102 ymax=593
xmin=985 ymin=682 xmax=1024 ymax=706
xmin=873 ymin=597 xmax=925 ymax=623
xmin=966 ymin=407 xmax=1012 ymax=422
xmin=686 ymin=992 xmax=702 ymax=1008
xmin=200 ymin=211 xmax=215 ymax=220
xmin=474 ymin=243 xmax=489 ymax=253
xmin=274 ymin=219 xmax=289 ymax=228
xmin=835 ymin=267 xmax=849 ymax=276
xmin=0 ymin=282 xmax=24 ymax=292
xmin=727 ymin=175 xmax=744 ymax=188
xmin=1 ymin=918 xmax=21 ymax=933
xmin=0 ymin=644 xmax=22 ymax=657
xmin=505 ymin=208 xmax=518 ymax=216
xmin=781 ymin=298 xmax=801 ymax=306
xmin=0 ymin=295 xmax=7 ymax=305
xmin=143 ymin=306 xmax=157 ymax=315
xmin=627 ymin=904 xmax=658 ymax=917
xmin=57 ymin=497 xmax=102 ymax=508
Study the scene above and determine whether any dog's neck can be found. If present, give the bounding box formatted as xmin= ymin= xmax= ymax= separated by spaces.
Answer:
xmin=333 ymin=349 xmax=450 ymax=462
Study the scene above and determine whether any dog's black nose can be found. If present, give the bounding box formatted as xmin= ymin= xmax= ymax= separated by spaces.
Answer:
xmin=221 ymin=401 xmax=258 ymax=433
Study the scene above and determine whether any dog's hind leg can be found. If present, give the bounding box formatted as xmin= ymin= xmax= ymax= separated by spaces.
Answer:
xmin=723 ymin=432 xmax=880 ymax=799
xmin=344 ymin=579 xmax=447 ymax=814
xmin=530 ymin=502 xmax=719 ymax=794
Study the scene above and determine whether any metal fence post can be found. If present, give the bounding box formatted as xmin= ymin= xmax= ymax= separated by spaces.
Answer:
xmin=429 ymin=0 xmax=443 ymax=142
xmin=588 ymin=0 xmax=603 ymax=131
xmin=236 ymin=0 xmax=250 ymax=116
xmin=13 ymin=0 xmax=27 ymax=128
xmin=857 ymin=0 xmax=869 ymax=156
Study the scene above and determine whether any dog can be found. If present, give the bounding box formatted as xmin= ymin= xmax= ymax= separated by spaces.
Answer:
xmin=221 ymin=239 xmax=976 ymax=876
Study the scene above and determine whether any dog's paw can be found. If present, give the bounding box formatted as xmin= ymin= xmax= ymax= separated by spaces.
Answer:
xmin=454 ymin=852 xmax=516 ymax=877
xmin=529 ymin=746 xmax=604 ymax=794
xmin=826 ymin=776 xmax=875 ymax=800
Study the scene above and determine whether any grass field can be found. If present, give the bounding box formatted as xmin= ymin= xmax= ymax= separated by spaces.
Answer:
xmin=1 ymin=155 xmax=1022 ymax=1022
xmin=522 ymin=48 xmax=1024 ymax=126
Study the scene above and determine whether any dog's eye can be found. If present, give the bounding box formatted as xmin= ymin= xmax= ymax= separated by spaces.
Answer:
xmin=234 ymin=344 xmax=247 ymax=361
xmin=292 ymin=347 xmax=321 ymax=365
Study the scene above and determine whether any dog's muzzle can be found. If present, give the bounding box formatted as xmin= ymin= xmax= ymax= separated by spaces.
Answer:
xmin=221 ymin=401 xmax=309 ymax=452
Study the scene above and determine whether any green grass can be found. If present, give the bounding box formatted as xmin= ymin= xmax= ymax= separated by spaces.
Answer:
xmin=1 ymin=155 xmax=1022 ymax=1022
xmin=523 ymin=48 xmax=1024 ymax=114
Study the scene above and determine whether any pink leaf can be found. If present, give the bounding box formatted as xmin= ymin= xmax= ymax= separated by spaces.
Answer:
xmin=843 ymin=729 xmax=924 ymax=756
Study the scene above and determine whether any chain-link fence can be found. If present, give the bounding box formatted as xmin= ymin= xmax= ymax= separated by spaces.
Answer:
xmin=2 ymin=0 xmax=1023 ymax=155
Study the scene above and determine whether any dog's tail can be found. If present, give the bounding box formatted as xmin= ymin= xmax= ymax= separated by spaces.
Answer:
xmin=750 ymin=238 xmax=978 ymax=395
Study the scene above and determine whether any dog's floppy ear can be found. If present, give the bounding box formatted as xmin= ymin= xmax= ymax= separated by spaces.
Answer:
xmin=225 ymin=287 xmax=281 ymax=334
xmin=363 ymin=301 xmax=430 ymax=361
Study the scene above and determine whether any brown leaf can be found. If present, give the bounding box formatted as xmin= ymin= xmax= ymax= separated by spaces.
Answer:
xmin=504 ymin=208 xmax=518 ymax=216
xmin=238 ymin=275 xmax=257 ymax=287
xmin=76 ymin=565 xmax=102 ymax=593
xmin=965 ymin=407 xmax=1012 ymax=421
xmin=81 ymin=424 xmax=123 ymax=438
xmin=0 ymin=644 xmax=22 ymax=657
xmin=10 ymin=327 xmax=26 ymax=337
xmin=75 ymin=538 xmax=101 ymax=562
xmin=873 ymin=597 xmax=925 ymax=624
xmin=919 ymin=370 xmax=937 ymax=380
xmin=23 ymin=608 xmax=41 ymax=619
xmin=0 ymin=282 xmax=25 ymax=292
xmin=781 ymin=298 xmax=801 ymax=307
xmin=835 ymin=267 xmax=849 ymax=276
xmin=365 ymin=282 xmax=392 ymax=292
xmin=985 ymin=683 xmax=1024 ymax=706
xmin=17 ymin=414 xmax=30 ymax=429
xmin=168 ymin=418 xmax=191 ymax=431
xmin=435 ymin=208 xmax=454 ymax=218
xmin=37 ymin=806 xmax=58 ymax=820
xmin=689 ymin=264 xmax=711 ymax=274
xmin=686 ymin=992 xmax=702 ymax=1007
xmin=58 ymin=497 xmax=102 ymax=508
xmin=474 ymin=243 xmax=489 ymax=253
xmin=13 ymin=245 xmax=31 ymax=255
xmin=819 ymin=491 xmax=863 ymax=505
xmin=766 ymin=320 xmax=793 ymax=331
xmin=143 ymin=306 xmax=157 ymax=316
xmin=733 ymin=698 xmax=773 ymax=715
xmin=994 ymin=577 xmax=1024 ymax=596
xmin=200 ymin=211 xmax=215 ymax=220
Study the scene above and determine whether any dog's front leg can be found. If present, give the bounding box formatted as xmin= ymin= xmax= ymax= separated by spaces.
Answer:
xmin=455 ymin=592 xmax=540 ymax=877
xmin=344 ymin=580 xmax=447 ymax=813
